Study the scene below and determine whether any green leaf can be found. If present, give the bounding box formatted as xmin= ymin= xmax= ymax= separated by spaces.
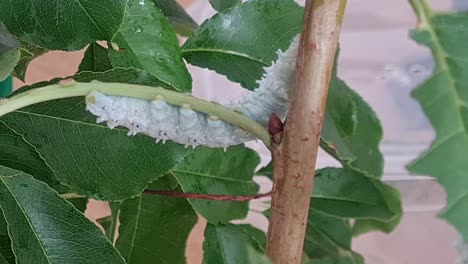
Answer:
xmin=1 ymin=95 xmax=189 ymax=200
xmin=171 ymin=145 xmax=260 ymax=223
xmin=97 ymin=202 xmax=121 ymax=241
xmin=21 ymin=67 xmax=171 ymax=91
xmin=153 ymin=0 xmax=198 ymax=36
xmin=109 ymin=0 xmax=192 ymax=92
xmin=0 ymin=0 xmax=127 ymax=51
xmin=12 ymin=42 xmax=47 ymax=82
xmin=203 ymin=223 xmax=266 ymax=264
xmin=0 ymin=165 xmax=125 ymax=264
xmin=256 ymin=162 xmax=273 ymax=179
xmin=0 ymin=23 xmax=20 ymax=55
xmin=68 ymin=197 xmax=89 ymax=213
xmin=0 ymin=49 xmax=20 ymax=81
xmin=313 ymin=168 xmax=401 ymax=227
xmin=182 ymin=0 xmax=303 ymax=89
xmin=0 ymin=212 xmax=14 ymax=264
xmin=407 ymin=2 xmax=468 ymax=239
xmin=259 ymin=167 xmax=401 ymax=229
xmin=0 ymin=122 xmax=62 ymax=189
xmin=303 ymin=210 xmax=363 ymax=263
xmin=246 ymin=246 xmax=272 ymax=264
xmin=0 ymin=122 xmax=89 ymax=209
xmin=78 ymin=43 xmax=113 ymax=73
xmin=209 ymin=0 xmax=241 ymax=12
xmin=116 ymin=179 xmax=197 ymax=264
xmin=0 ymin=23 xmax=20 ymax=82
xmin=321 ymin=76 xmax=383 ymax=178
xmin=97 ymin=216 xmax=113 ymax=239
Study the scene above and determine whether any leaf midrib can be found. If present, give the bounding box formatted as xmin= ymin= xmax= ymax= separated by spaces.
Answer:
xmin=181 ymin=48 xmax=268 ymax=66
xmin=411 ymin=8 xmax=468 ymax=169
xmin=170 ymin=169 xmax=251 ymax=183
xmin=13 ymin=110 xmax=128 ymax=132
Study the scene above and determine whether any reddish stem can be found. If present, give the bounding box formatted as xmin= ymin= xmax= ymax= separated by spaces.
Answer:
xmin=144 ymin=189 xmax=271 ymax=201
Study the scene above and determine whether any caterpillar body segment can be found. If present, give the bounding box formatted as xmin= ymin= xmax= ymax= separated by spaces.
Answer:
xmin=86 ymin=35 xmax=300 ymax=148
xmin=86 ymin=92 xmax=254 ymax=148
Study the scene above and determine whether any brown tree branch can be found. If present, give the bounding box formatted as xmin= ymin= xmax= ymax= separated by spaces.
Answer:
xmin=144 ymin=189 xmax=271 ymax=201
xmin=266 ymin=1 xmax=347 ymax=263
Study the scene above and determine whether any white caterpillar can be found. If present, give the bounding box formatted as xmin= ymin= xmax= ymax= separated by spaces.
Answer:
xmin=86 ymin=36 xmax=299 ymax=148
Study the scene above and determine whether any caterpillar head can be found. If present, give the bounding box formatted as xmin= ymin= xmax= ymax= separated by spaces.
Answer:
xmin=86 ymin=92 xmax=114 ymax=122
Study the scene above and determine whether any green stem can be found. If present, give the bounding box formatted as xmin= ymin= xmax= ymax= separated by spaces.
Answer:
xmin=408 ymin=0 xmax=446 ymax=68
xmin=0 ymin=82 xmax=271 ymax=147
xmin=409 ymin=0 xmax=433 ymax=22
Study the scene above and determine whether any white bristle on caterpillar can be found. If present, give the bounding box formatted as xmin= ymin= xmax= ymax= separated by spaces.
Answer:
xmin=86 ymin=35 xmax=299 ymax=148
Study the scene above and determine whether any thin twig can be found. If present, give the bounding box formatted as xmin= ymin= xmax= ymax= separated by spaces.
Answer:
xmin=266 ymin=1 xmax=347 ymax=263
xmin=144 ymin=189 xmax=271 ymax=201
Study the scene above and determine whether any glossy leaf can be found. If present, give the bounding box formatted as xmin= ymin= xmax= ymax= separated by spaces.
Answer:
xmin=0 ymin=122 xmax=89 ymax=210
xmin=303 ymin=210 xmax=363 ymax=263
xmin=407 ymin=2 xmax=468 ymax=239
xmin=0 ymin=51 xmax=19 ymax=84
xmin=313 ymin=168 xmax=401 ymax=227
xmin=0 ymin=23 xmax=19 ymax=55
xmin=246 ymin=246 xmax=272 ymax=264
xmin=256 ymin=162 xmax=273 ymax=179
xmin=0 ymin=0 xmax=127 ymax=51
xmin=257 ymin=167 xmax=402 ymax=228
xmin=209 ymin=0 xmax=241 ymax=12
xmin=171 ymin=146 xmax=260 ymax=223
xmin=21 ymin=67 xmax=170 ymax=91
xmin=97 ymin=216 xmax=113 ymax=239
xmin=182 ymin=0 xmax=303 ymax=89
xmin=203 ymin=223 xmax=266 ymax=264
xmin=1 ymin=96 xmax=189 ymax=201
xmin=97 ymin=202 xmax=121 ymax=241
xmin=0 ymin=212 xmax=14 ymax=264
xmin=116 ymin=179 xmax=197 ymax=264
xmin=0 ymin=165 xmax=125 ymax=264
xmin=0 ymin=122 xmax=62 ymax=189
xmin=78 ymin=43 xmax=112 ymax=73
xmin=0 ymin=23 xmax=20 ymax=82
xmin=12 ymin=42 xmax=47 ymax=82
xmin=109 ymin=0 xmax=192 ymax=92
xmin=153 ymin=0 xmax=198 ymax=36
xmin=68 ymin=198 xmax=89 ymax=213
xmin=322 ymin=76 xmax=383 ymax=178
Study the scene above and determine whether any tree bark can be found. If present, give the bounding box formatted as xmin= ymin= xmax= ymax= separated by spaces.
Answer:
xmin=266 ymin=1 xmax=347 ymax=263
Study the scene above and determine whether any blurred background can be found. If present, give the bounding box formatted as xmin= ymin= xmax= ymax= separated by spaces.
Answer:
xmin=7 ymin=0 xmax=468 ymax=263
